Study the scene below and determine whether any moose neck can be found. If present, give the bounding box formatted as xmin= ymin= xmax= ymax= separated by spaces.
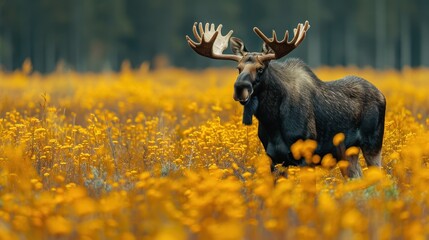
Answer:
xmin=252 ymin=59 xmax=321 ymax=125
xmin=252 ymin=63 xmax=285 ymax=124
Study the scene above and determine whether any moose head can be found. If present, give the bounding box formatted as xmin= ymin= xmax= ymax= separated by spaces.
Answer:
xmin=186 ymin=21 xmax=310 ymax=105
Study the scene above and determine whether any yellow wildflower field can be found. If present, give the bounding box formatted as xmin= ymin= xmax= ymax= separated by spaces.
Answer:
xmin=1 ymin=62 xmax=429 ymax=239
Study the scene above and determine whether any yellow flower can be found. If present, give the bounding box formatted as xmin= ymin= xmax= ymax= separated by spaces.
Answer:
xmin=312 ymin=154 xmax=321 ymax=164
xmin=242 ymin=172 xmax=252 ymax=178
xmin=345 ymin=146 xmax=360 ymax=156
xmin=73 ymin=197 xmax=97 ymax=216
xmin=290 ymin=139 xmax=304 ymax=160
xmin=321 ymin=154 xmax=337 ymax=169
xmin=341 ymin=209 xmax=365 ymax=231
xmin=332 ymin=133 xmax=345 ymax=146
xmin=364 ymin=167 xmax=384 ymax=184
xmin=337 ymin=160 xmax=349 ymax=172
xmin=46 ymin=216 xmax=72 ymax=235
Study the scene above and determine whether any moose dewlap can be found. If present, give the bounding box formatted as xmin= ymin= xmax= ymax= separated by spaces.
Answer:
xmin=186 ymin=21 xmax=386 ymax=178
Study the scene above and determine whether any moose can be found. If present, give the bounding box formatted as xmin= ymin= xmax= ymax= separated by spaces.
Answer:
xmin=186 ymin=21 xmax=386 ymax=178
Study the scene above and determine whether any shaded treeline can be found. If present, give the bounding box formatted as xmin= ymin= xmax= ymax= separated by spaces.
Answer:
xmin=0 ymin=0 xmax=428 ymax=72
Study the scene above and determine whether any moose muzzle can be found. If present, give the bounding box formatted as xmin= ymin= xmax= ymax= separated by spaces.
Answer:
xmin=233 ymin=80 xmax=253 ymax=105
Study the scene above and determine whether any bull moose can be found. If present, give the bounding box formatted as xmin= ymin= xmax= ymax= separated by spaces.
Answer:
xmin=185 ymin=21 xmax=386 ymax=178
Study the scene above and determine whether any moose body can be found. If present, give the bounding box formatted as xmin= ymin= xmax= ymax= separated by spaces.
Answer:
xmin=251 ymin=58 xmax=385 ymax=176
xmin=186 ymin=21 xmax=386 ymax=178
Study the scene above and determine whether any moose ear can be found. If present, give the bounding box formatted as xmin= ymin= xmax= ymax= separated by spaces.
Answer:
xmin=230 ymin=37 xmax=248 ymax=56
xmin=262 ymin=42 xmax=275 ymax=55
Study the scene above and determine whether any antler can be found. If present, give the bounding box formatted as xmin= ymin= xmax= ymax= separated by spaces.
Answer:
xmin=254 ymin=21 xmax=310 ymax=61
xmin=186 ymin=22 xmax=241 ymax=62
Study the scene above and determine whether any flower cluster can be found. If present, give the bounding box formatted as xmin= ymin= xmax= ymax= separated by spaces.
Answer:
xmin=0 ymin=63 xmax=428 ymax=239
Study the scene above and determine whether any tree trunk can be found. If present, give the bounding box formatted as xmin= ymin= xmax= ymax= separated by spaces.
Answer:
xmin=421 ymin=0 xmax=429 ymax=66
xmin=307 ymin=0 xmax=321 ymax=67
xmin=345 ymin=15 xmax=357 ymax=66
xmin=375 ymin=0 xmax=386 ymax=69
xmin=400 ymin=10 xmax=411 ymax=68
xmin=45 ymin=36 xmax=55 ymax=72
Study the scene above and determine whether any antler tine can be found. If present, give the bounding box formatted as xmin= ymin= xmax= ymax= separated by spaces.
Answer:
xmin=253 ymin=27 xmax=270 ymax=44
xmin=295 ymin=21 xmax=310 ymax=45
xmin=290 ymin=23 xmax=302 ymax=44
xmin=199 ymin=23 xmax=205 ymax=37
xmin=291 ymin=21 xmax=310 ymax=47
xmin=186 ymin=22 xmax=241 ymax=62
xmin=255 ymin=20 xmax=310 ymax=61
xmin=191 ymin=22 xmax=202 ymax=42
xmin=282 ymin=30 xmax=290 ymax=44
xmin=272 ymin=30 xmax=278 ymax=42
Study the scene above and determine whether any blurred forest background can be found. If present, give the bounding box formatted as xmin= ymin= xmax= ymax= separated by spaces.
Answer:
xmin=0 ymin=0 xmax=428 ymax=73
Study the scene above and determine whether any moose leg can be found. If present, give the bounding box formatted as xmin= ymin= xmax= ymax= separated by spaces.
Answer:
xmin=360 ymin=134 xmax=383 ymax=168
xmin=342 ymin=154 xmax=363 ymax=178
xmin=360 ymin=104 xmax=384 ymax=168
xmin=360 ymin=125 xmax=383 ymax=168
xmin=362 ymin=150 xmax=382 ymax=167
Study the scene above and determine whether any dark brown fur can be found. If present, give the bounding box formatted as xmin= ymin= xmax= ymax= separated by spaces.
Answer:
xmin=235 ymin=56 xmax=386 ymax=178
